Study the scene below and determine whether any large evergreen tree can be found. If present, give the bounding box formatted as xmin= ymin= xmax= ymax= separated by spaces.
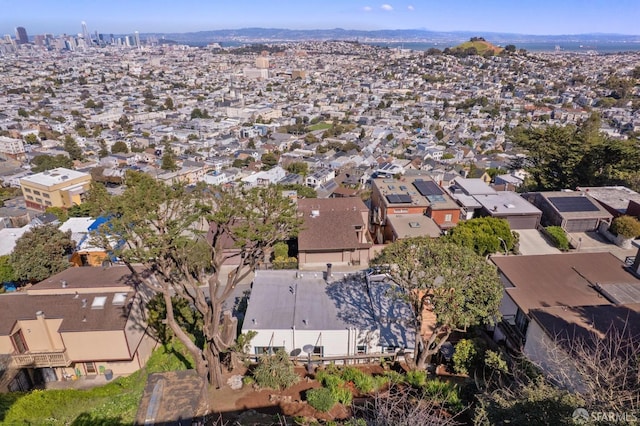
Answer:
xmin=90 ymin=171 xmax=300 ymax=394
xmin=10 ymin=225 xmax=75 ymax=282
xmin=63 ymin=135 xmax=84 ymax=161
xmin=509 ymin=113 xmax=640 ymax=191
xmin=372 ymin=237 xmax=502 ymax=370
xmin=161 ymin=145 xmax=179 ymax=171
xmin=30 ymin=154 xmax=74 ymax=173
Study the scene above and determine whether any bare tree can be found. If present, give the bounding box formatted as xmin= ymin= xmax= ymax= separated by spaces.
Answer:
xmin=353 ymin=384 xmax=462 ymax=426
xmin=541 ymin=320 xmax=640 ymax=414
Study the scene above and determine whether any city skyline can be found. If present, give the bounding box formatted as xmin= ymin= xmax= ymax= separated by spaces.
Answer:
xmin=1 ymin=0 xmax=639 ymax=37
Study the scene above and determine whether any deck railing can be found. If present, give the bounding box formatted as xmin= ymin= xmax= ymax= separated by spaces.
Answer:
xmin=11 ymin=350 xmax=72 ymax=368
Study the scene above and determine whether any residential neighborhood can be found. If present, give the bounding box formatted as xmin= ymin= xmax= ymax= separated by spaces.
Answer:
xmin=1 ymin=33 xmax=640 ymax=425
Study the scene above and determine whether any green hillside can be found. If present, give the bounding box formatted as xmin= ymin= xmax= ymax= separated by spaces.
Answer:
xmin=451 ymin=38 xmax=503 ymax=56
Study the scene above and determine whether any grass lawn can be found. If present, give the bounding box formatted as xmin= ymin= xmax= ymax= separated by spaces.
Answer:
xmin=0 ymin=342 xmax=192 ymax=425
xmin=307 ymin=122 xmax=332 ymax=131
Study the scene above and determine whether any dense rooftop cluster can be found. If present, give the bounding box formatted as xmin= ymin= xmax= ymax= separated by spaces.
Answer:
xmin=0 ymin=41 xmax=638 ymax=193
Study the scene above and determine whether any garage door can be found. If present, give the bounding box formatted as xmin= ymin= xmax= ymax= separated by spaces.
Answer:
xmin=507 ymin=215 xmax=538 ymax=230
xmin=564 ymin=219 xmax=598 ymax=232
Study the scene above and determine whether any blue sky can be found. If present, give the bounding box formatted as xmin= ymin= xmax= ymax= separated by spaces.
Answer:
xmin=1 ymin=0 xmax=638 ymax=36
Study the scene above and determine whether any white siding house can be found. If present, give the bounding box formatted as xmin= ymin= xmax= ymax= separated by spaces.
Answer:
xmin=242 ymin=270 xmax=413 ymax=360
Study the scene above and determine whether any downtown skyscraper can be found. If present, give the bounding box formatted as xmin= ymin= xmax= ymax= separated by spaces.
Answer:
xmin=15 ymin=26 xmax=28 ymax=44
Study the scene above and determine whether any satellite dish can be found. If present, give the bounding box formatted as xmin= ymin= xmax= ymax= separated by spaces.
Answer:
xmin=302 ymin=344 xmax=314 ymax=354
xmin=290 ymin=348 xmax=302 ymax=357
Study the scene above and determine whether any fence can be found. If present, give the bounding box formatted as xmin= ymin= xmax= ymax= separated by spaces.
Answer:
xmin=240 ymin=351 xmax=402 ymax=366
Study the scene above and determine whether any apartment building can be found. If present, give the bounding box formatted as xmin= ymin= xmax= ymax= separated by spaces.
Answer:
xmin=0 ymin=136 xmax=26 ymax=161
xmin=19 ymin=168 xmax=92 ymax=211
xmin=370 ymin=171 xmax=461 ymax=243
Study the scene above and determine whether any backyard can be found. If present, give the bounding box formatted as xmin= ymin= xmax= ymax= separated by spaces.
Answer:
xmin=0 ymin=342 xmax=468 ymax=425
xmin=0 ymin=342 xmax=193 ymax=425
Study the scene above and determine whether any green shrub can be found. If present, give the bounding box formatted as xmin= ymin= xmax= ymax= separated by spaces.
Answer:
xmin=272 ymin=241 xmax=289 ymax=259
xmin=340 ymin=367 xmax=375 ymax=394
xmin=242 ymin=376 xmax=255 ymax=386
xmin=545 ymin=226 xmax=570 ymax=250
xmin=610 ymin=215 xmax=640 ymax=239
xmin=452 ymin=339 xmax=477 ymax=375
xmin=331 ymin=386 xmax=353 ymax=405
xmin=252 ymin=349 xmax=300 ymax=390
xmin=382 ymin=370 xmax=404 ymax=384
xmin=306 ymin=387 xmax=337 ymax=412
xmin=423 ymin=379 xmax=463 ymax=412
xmin=405 ymin=370 xmax=428 ymax=388
xmin=315 ymin=371 xmax=345 ymax=389
xmin=353 ymin=374 xmax=375 ymax=394
xmin=340 ymin=367 xmax=362 ymax=383
xmin=372 ymin=375 xmax=390 ymax=391
xmin=484 ymin=350 xmax=508 ymax=374
xmin=423 ymin=379 xmax=452 ymax=398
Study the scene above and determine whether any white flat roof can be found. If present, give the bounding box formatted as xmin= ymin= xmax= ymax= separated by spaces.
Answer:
xmin=454 ymin=177 xmax=497 ymax=196
xmin=20 ymin=168 xmax=90 ymax=187
xmin=0 ymin=225 xmax=32 ymax=256
xmin=59 ymin=217 xmax=94 ymax=233
xmin=474 ymin=192 xmax=542 ymax=215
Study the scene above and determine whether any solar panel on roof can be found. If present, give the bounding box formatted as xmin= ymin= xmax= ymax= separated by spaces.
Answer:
xmin=548 ymin=196 xmax=600 ymax=213
xmin=386 ymin=194 xmax=412 ymax=204
xmin=413 ymin=180 xmax=444 ymax=197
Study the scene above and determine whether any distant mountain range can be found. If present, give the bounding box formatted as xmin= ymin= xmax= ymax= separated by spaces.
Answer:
xmin=139 ymin=27 xmax=640 ymax=46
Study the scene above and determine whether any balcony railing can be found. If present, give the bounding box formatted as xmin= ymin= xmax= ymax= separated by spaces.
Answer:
xmin=11 ymin=350 xmax=72 ymax=368
xmin=498 ymin=315 xmax=526 ymax=352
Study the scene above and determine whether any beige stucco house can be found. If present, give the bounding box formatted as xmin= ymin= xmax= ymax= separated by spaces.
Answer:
xmin=0 ymin=266 xmax=156 ymax=390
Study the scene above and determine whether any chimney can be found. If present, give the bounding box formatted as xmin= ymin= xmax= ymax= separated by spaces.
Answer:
xmin=325 ymin=263 xmax=332 ymax=280
xmin=61 ymin=280 xmax=68 ymax=288
xmin=36 ymin=310 xmax=57 ymax=349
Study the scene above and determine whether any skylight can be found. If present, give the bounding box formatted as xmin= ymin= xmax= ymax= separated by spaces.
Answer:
xmin=91 ymin=296 xmax=107 ymax=309
xmin=112 ymin=293 xmax=128 ymax=306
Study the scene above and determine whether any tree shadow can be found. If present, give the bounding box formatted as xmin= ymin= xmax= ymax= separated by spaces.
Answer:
xmin=531 ymin=303 xmax=640 ymax=349
xmin=167 ymin=345 xmax=194 ymax=370
xmin=232 ymin=289 xmax=251 ymax=329
xmin=527 ymin=303 xmax=640 ymax=405
xmin=325 ymin=274 xmax=415 ymax=349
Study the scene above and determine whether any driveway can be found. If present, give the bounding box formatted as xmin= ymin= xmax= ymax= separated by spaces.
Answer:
xmin=515 ymin=229 xmax=562 ymax=255
xmin=567 ymin=231 xmax=638 ymax=262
